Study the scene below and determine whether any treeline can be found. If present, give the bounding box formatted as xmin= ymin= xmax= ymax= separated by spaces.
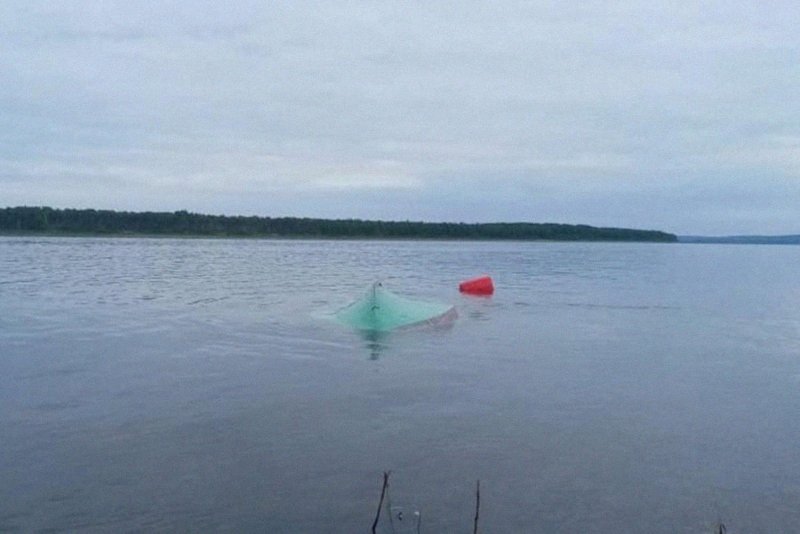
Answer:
xmin=0 ymin=207 xmax=677 ymax=242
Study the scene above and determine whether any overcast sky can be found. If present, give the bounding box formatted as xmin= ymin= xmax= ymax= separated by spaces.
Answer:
xmin=2 ymin=1 xmax=799 ymax=234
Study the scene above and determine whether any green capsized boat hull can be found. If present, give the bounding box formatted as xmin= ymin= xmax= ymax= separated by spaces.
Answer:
xmin=335 ymin=284 xmax=455 ymax=332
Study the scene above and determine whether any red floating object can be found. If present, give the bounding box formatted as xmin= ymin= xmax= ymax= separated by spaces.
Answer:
xmin=459 ymin=275 xmax=494 ymax=295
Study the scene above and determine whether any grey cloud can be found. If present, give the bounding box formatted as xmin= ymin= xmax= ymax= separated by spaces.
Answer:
xmin=1 ymin=1 xmax=799 ymax=233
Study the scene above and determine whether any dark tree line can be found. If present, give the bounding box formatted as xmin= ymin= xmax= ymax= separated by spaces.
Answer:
xmin=0 ymin=206 xmax=678 ymax=242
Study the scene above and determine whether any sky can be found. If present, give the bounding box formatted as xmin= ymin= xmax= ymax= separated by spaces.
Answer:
xmin=1 ymin=1 xmax=799 ymax=235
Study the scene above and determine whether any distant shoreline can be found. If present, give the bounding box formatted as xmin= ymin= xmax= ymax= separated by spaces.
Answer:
xmin=679 ymin=235 xmax=800 ymax=245
xmin=0 ymin=231 xmax=678 ymax=243
xmin=1 ymin=206 xmax=678 ymax=243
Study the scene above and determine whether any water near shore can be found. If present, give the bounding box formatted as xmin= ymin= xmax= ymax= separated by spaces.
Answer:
xmin=2 ymin=237 xmax=799 ymax=531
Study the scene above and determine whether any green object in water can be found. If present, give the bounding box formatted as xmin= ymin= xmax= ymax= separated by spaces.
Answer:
xmin=335 ymin=282 xmax=455 ymax=332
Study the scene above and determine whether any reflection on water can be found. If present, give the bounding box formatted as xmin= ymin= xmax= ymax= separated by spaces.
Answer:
xmin=355 ymin=308 xmax=458 ymax=361
xmin=361 ymin=329 xmax=389 ymax=361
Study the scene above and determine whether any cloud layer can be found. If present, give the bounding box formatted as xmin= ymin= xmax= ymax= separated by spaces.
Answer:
xmin=2 ymin=1 xmax=799 ymax=234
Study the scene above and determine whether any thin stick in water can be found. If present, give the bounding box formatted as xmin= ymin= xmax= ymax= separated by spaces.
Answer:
xmin=371 ymin=471 xmax=391 ymax=534
xmin=473 ymin=479 xmax=481 ymax=534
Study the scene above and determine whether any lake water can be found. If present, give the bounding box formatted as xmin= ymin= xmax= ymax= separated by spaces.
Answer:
xmin=2 ymin=237 xmax=800 ymax=532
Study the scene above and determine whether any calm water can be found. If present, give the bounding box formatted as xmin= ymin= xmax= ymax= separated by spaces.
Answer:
xmin=2 ymin=237 xmax=800 ymax=532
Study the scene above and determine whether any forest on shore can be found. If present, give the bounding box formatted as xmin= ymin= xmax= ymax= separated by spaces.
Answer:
xmin=0 ymin=207 xmax=678 ymax=242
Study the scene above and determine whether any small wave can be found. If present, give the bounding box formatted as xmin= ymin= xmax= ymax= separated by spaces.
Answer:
xmin=565 ymin=302 xmax=678 ymax=310
xmin=0 ymin=278 xmax=39 ymax=285
xmin=187 ymin=296 xmax=230 ymax=305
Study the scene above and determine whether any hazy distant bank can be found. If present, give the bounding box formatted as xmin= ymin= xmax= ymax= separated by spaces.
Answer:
xmin=679 ymin=235 xmax=800 ymax=245
xmin=1 ymin=207 xmax=677 ymax=242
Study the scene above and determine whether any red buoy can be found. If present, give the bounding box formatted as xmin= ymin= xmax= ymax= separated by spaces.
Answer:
xmin=459 ymin=275 xmax=494 ymax=295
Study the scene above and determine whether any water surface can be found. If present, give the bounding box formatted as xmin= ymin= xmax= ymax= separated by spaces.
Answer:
xmin=2 ymin=237 xmax=800 ymax=532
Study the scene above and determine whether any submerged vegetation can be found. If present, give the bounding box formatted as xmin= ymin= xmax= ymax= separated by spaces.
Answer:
xmin=0 ymin=206 xmax=677 ymax=242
